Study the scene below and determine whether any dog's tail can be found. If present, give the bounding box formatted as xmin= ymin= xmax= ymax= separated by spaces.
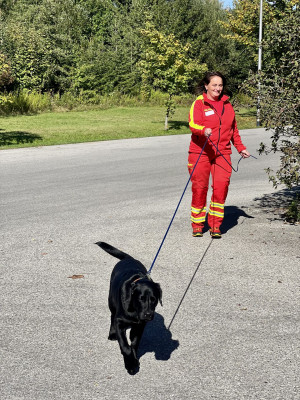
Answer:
xmin=95 ymin=241 xmax=129 ymax=260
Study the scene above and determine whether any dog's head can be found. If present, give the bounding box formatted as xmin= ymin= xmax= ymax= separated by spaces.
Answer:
xmin=128 ymin=279 xmax=162 ymax=322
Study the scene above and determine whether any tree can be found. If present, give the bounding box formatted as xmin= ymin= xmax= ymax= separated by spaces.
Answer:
xmin=165 ymin=0 xmax=254 ymax=94
xmin=241 ymin=1 xmax=299 ymax=190
xmin=0 ymin=52 xmax=14 ymax=89
xmin=72 ymin=0 xmax=147 ymax=96
xmin=4 ymin=22 xmax=48 ymax=90
xmin=139 ymin=18 xmax=206 ymax=129
xmin=258 ymin=3 xmax=299 ymax=189
xmin=0 ymin=0 xmax=260 ymax=99
xmin=220 ymin=0 xmax=277 ymax=61
xmin=1 ymin=0 xmax=88 ymax=92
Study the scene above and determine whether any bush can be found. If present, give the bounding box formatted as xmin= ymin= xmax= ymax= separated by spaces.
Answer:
xmin=53 ymin=92 xmax=78 ymax=110
xmin=0 ymin=89 xmax=195 ymax=115
xmin=231 ymin=92 xmax=253 ymax=108
xmin=284 ymin=195 xmax=300 ymax=224
xmin=0 ymin=90 xmax=52 ymax=115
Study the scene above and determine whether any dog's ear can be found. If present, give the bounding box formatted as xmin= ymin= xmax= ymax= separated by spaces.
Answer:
xmin=121 ymin=279 xmax=136 ymax=313
xmin=128 ymin=283 xmax=139 ymax=312
xmin=154 ymin=282 xmax=163 ymax=307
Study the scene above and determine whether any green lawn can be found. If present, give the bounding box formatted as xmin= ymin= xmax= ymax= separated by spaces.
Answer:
xmin=0 ymin=106 xmax=256 ymax=149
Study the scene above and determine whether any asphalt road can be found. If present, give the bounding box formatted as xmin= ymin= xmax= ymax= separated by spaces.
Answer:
xmin=1 ymin=129 xmax=299 ymax=400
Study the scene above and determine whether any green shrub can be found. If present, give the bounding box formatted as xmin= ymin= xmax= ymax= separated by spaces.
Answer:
xmin=232 ymin=92 xmax=254 ymax=108
xmin=54 ymin=91 xmax=78 ymax=110
xmin=0 ymin=89 xmax=205 ymax=115
xmin=285 ymin=195 xmax=300 ymax=223
xmin=26 ymin=91 xmax=52 ymax=112
xmin=0 ymin=90 xmax=52 ymax=115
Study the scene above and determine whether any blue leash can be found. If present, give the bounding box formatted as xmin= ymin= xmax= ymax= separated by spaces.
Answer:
xmin=147 ymin=137 xmax=257 ymax=275
xmin=147 ymin=137 xmax=209 ymax=275
xmin=208 ymin=137 xmax=257 ymax=172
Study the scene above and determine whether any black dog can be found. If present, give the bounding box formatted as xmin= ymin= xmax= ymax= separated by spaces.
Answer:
xmin=95 ymin=241 xmax=162 ymax=375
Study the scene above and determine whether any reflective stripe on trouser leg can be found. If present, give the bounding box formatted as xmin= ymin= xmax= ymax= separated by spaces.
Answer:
xmin=208 ymin=202 xmax=224 ymax=229
xmin=191 ymin=206 xmax=206 ymax=227
xmin=208 ymin=154 xmax=232 ymax=230
xmin=188 ymin=152 xmax=211 ymax=229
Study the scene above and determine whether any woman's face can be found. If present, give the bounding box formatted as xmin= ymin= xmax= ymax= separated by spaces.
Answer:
xmin=205 ymin=76 xmax=223 ymax=101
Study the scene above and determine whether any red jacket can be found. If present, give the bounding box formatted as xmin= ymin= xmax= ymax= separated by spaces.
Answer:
xmin=188 ymin=93 xmax=246 ymax=156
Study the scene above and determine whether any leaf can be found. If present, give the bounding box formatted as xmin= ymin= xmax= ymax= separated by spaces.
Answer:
xmin=68 ymin=274 xmax=84 ymax=279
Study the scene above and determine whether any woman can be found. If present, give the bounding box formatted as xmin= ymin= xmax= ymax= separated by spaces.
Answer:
xmin=188 ymin=71 xmax=250 ymax=238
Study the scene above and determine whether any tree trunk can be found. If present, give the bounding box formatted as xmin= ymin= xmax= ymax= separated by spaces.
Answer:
xmin=164 ymin=114 xmax=168 ymax=130
xmin=165 ymin=94 xmax=172 ymax=130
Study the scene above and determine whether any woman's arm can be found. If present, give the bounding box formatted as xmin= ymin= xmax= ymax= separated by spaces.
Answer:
xmin=231 ymin=117 xmax=248 ymax=154
xmin=189 ymin=99 xmax=206 ymax=136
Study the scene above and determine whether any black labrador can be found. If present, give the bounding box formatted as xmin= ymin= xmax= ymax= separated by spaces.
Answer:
xmin=95 ymin=241 xmax=162 ymax=375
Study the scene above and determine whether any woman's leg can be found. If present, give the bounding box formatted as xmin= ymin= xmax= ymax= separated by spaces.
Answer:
xmin=208 ymin=154 xmax=232 ymax=232
xmin=188 ymin=152 xmax=211 ymax=233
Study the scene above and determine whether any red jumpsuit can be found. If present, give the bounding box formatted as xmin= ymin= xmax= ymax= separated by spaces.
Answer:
xmin=188 ymin=93 xmax=246 ymax=232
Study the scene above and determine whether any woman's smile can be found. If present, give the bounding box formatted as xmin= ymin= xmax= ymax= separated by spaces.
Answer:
xmin=205 ymin=76 xmax=223 ymax=101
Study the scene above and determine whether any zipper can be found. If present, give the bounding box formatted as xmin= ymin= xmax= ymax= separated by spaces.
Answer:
xmin=205 ymin=100 xmax=224 ymax=151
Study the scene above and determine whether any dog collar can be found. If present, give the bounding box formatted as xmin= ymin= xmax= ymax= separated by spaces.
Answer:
xmin=132 ymin=277 xmax=143 ymax=284
xmin=131 ymin=274 xmax=152 ymax=286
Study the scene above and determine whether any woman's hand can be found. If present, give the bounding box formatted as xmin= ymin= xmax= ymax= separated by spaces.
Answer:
xmin=204 ymin=128 xmax=212 ymax=137
xmin=240 ymin=149 xmax=250 ymax=158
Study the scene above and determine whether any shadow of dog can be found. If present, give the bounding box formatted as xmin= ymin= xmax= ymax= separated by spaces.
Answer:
xmin=138 ymin=312 xmax=179 ymax=361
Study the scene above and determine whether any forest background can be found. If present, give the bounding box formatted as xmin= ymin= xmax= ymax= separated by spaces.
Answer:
xmin=0 ymin=0 xmax=299 ymax=217
xmin=0 ymin=0 xmax=268 ymax=110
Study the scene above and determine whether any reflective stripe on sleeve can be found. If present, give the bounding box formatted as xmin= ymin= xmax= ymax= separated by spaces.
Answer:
xmin=189 ymin=99 xmax=205 ymax=131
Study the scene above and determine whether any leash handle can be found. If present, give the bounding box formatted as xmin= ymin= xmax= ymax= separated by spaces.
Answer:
xmin=147 ymin=137 xmax=210 ymax=275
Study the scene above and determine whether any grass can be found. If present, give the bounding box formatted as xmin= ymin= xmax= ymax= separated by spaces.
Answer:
xmin=0 ymin=106 xmax=256 ymax=149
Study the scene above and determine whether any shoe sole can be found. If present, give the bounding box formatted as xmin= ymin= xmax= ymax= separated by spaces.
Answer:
xmin=210 ymin=233 xmax=221 ymax=239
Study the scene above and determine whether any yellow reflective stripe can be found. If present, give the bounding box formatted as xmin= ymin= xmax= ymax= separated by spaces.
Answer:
xmin=208 ymin=209 xmax=224 ymax=218
xmin=191 ymin=206 xmax=206 ymax=214
xmin=189 ymin=98 xmax=205 ymax=131
xmin=191 ymin=216 xmax=206 ymax=223
xmin=210 ymin=202 xmax=224 ymax=209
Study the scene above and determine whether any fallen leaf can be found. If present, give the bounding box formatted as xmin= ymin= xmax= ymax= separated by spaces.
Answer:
xmin=68 ymin=275 xmax=84 ymax=279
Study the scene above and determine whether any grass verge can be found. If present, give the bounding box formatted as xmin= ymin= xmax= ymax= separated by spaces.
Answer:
xmin=0 ymin=106 xmax=256 ymax=150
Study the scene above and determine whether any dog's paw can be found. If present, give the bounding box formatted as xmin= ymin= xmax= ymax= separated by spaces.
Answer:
xmin=126 ymin=361 xmax=140 ymax=375
xmin=124 ymin=356 xmax=140 ymax=375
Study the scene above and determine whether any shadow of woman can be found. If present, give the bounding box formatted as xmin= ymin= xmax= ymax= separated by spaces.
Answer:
xmin=221 ymin=206 xmax=254 ymax=234
xmin=138 ymin=312 xmax=179 ymax=361
xmin=202 ymin=205 xmax=254 ymax=235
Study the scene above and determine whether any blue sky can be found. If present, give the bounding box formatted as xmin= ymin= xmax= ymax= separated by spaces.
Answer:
xmin=221 ymin=0 xmax=233 ymax=8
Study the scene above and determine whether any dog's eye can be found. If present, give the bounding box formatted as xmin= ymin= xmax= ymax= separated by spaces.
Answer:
xmin=140 ymin=295 xmax=146 ymax=301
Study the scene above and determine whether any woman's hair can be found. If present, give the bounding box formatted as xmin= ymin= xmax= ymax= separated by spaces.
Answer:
xmin=197 ymin=71 xmax=227 ymax=98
